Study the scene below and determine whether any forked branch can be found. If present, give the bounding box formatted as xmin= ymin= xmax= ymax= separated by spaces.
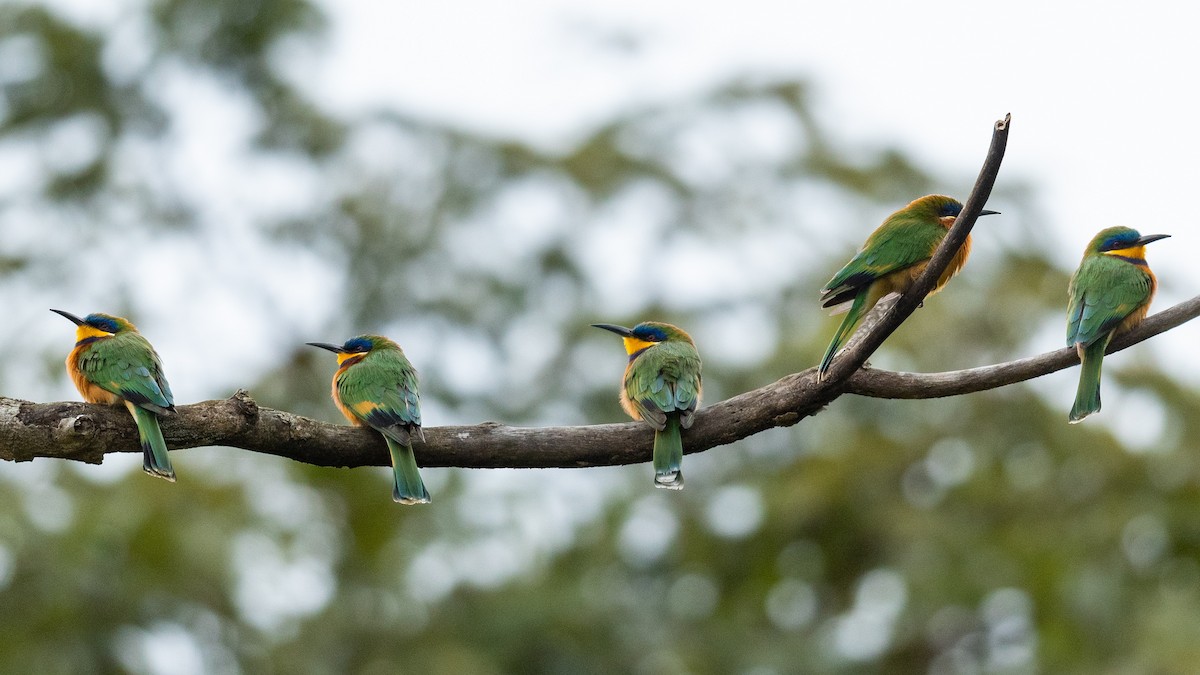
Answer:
xmin=1 ymin=114 xmax=1191 ymax=472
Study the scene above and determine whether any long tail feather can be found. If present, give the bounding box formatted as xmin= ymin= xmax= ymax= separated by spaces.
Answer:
xmin=1070 ymin=339 xmax=1109 ymax=423
xmin=653 ymin=417 xmax=684 ymax=490
xmin=385 ymin=437 xmax=431 ymax=504
xmin=819 ymin=291 xmax=868 ymax=380
xmin=128 ymin=403 xmax=175 ymax=482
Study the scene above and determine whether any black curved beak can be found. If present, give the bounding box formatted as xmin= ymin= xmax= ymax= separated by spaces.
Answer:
xmin=50 ymin=309 xmax=86 ymax=326
xmin=1137 ymin=233 xmax=1170 ymax=245
xmin=979 ymin=209 xmax=1000 ymax=216
xmin=306 ymin=342 xmax=347 ymax=354
xmin=591 ymin=323 xmax=635 ymax=338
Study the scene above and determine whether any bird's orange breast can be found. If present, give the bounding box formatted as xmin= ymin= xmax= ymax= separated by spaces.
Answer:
xmin=331 ymin=367 xmax=365 ymax=426
xmin=618 ymin=362 xmax=643 ymax=422
xmin=66 ymin=346 xmax=120 ymax=406
xmin=935 ymin=235 xmax=972 ymax=294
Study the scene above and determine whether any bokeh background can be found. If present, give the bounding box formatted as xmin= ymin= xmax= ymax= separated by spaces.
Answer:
xmin=2 ymin=0 xmax=1198 ymax=673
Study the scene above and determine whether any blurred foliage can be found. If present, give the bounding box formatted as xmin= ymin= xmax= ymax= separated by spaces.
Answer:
xmin=1 ymin=1 xmax=1198 ymax=674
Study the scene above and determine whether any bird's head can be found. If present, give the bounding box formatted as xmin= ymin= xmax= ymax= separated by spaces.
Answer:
xmin=307 ymin=334 xmax=398 ymax=366
xmin=907 ymin=194 xmax=999 ymax=227
xmin=1088 ymin=226 xmax=1170 ymax=259
xmin=592 ymin=321 xmax=694 ymax=356
xmin=51 ymin=309 xmax=136 ymax=342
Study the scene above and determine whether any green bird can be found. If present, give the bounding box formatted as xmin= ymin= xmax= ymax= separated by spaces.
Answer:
xmin=51 ymin=309 xmax=177 ymax=481
xmin=593 ymin=322 xmax=702 ymax=489
xmin=818 ymin=194 xmax=999 ymax=379
xmin=1067 ymin=227 xmax=1169 ymax=423
xmin=308 ymin=335 xmax=430 ymax=504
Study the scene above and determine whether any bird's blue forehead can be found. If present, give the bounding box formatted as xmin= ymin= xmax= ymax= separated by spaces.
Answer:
xmin=84 ymin=314 xmax=120 ymax=333
xmin=631 ymin=324 xmax=667 ymax=342
xmin=343 ymin=336 xmax=375 ymax=352
xmin=1102 ymin=229 xmax=1141 ymax=250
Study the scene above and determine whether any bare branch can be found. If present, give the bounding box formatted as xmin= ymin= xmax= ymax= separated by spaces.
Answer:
xmin=5 ymin=114 xmax=1187 ymax=475
xmin=846 ymin=294 xmax=1200 ymax=399
xmin=818 ymin=113 xmax=1011 ymax=387
xmin=1 ymin=294 xmax=1195 ymax=470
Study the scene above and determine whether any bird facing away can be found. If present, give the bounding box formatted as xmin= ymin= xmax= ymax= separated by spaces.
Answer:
xmin=307 ymin=335 xmax=430 ymax=504
xmin=818 ymin=194 xmax=999 ymax=379
xmin=592 ymin=322 xmax=702 ymax=489
xmin=51 ymin=309 xmax=177 ymax=482
xmin=1066 ymin=227 xmax=1169 ymax=423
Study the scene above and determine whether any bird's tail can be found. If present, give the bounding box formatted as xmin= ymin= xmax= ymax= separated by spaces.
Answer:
xmin=819 ymin=292 xmax=867 ymax=380
xmin=127 ymin=402 xmax=175 ymax=482
xmin=385 ymin=437 xmax=431 ymax=504
xmin=653 ymin=416 xmax=684 ymax=490
xmin=1069 ymin=339 xmax=1109 ymax=423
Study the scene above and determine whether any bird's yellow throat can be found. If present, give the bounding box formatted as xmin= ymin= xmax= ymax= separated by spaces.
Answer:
xmin=622 ymin=337 xmax=656 ymax=355
xmin=75 ymin=325 xmax=114 ymax=342
xmin=336 ymin=351 xmax=366 ymax=367
xmin=1104 ymin=245 xmax=1146 ymax=260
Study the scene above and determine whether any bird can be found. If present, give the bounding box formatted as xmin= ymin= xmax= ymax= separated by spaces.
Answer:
xmin=51 ymin=309 xmax=177 ymax=481
xmin=592 ymin=322 xmax=702 ymax=489
xmin=817 ymin=194 xmax=999 ymax=379
xmin=307 ymin=335 xmax=430 ymax=504
xmin=1066 ymin=227 xmax=1169 ymax=423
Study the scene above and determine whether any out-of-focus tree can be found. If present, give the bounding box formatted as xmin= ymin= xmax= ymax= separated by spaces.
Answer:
xmin=0 ymin=1 xmax=1196 ymax=674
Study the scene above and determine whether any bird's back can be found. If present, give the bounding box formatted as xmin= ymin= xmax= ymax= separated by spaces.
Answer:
xmin=623 ymin=341 xmax=702 ymax=427
xmin=822 ymin=216 xmax=953 ymax=305
xmin=336 ymin=350 xmax=423 ymax=442
xmin=74 ymin=331 xmax=174 ymax=412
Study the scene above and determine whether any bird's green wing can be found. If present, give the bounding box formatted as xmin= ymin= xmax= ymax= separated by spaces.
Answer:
xmin=624 ymin=341 xmax=702 ymax=430
xmin=1067 ymin=256 xmax=1153 ymax=348
xmin=337 ymin=351 xmax=423 ymax=443
xmin=822 ymin=221 xmax=945 ymax=305
xmin=78 ymin=332 xmax=174 ymax=412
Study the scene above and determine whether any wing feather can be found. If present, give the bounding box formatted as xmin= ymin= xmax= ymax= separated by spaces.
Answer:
xmin=821 ymin=221 xmax=945 ymax=304
xmin=337 ymin=350 xmax=423 ymax=443
xmin=624 ymin=341 xmax=702 ymax=431
xmin=1067 ymin=256 xmax=1153 ymax=348
xmin=79 ymin=332 xmax=174 ymax=413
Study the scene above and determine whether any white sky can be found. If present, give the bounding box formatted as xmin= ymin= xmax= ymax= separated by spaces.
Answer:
xmin=25 ymin=0 xmax=1200 ymax=409
xmin=305 ymin=0 xmax=1200 ymax=383
xmin=306 ymin=0 xmax=1192 ymax=278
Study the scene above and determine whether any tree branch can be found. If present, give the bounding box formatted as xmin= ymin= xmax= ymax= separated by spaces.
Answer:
xmin=6 ymin=114 xmax=1187 ymax=474
xmin=818 ymin=113 xmax=1010 ymax=387
xmin=845 ymin=293 xmax=1200 ymax=399
xmin=2 ymin=293 xmax=1195 ymax=470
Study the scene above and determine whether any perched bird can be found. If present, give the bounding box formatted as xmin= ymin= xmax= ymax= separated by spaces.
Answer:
xmin=51 ymin=310 xmax=177 ymax=481
xmin=1066 ymin=227 xmax=1169 ymax=423
xmin=592 ymin=322 xmax=702 ymax=489
xmin=307 ymin=335 xmax=430 ymax=504
xmin=818 ymin=195 xmax=999 ymax=379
